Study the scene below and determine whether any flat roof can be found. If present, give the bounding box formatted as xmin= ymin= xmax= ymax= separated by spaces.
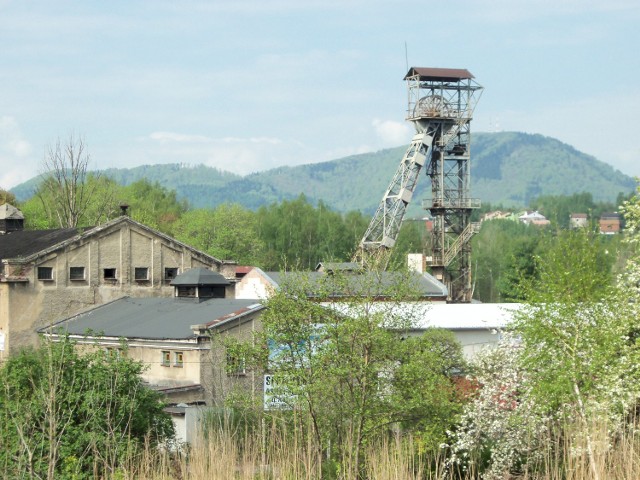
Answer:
xmin=404 ymin=67 xmax=474 ymax=82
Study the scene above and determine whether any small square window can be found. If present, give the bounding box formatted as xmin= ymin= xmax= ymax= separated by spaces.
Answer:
xmin=164 ymin=267 xmax=179 ymax=281
xmin=161 ymin=351 xmax=171 ymax=367
xmin=69 ymin=267 xmax=85 ymax=281
xmin=174 ymin=351 xmax=184 ymax=367
xmin=104 ymin=268 xmax=117 ymax=280
xmin=37 ymin=267 xmax=53 ymax=281
xmin=134 ymin=267 xmax=149 ymax=281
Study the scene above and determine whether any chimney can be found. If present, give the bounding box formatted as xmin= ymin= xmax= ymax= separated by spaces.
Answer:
xmin=119 ymin=204 xmax=129 ymax=216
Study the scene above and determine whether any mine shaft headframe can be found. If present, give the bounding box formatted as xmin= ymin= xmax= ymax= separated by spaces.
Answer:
xmin=404 ymin=67 xmax=483 ymax=129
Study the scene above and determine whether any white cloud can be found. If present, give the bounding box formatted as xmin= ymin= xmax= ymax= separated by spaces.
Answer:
xmin=149 ymin=132 xmax=212 ymax=143
xmin=136 ymin=131 xmax=301 ymax=175
xmin=372 ymin=118 xmax=412 ymax=146
xmin=0 ymin=116 xmax=36 ymax=189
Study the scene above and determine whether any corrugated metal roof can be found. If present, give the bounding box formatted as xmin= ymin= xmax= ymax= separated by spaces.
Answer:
xmin=404 ymin=67 xmax=474 ymax=81
xmin=41 ymin=297 xmax=264 ymax=340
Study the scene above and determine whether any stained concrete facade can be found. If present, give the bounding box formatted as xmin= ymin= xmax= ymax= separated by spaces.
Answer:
xmin=0 ymin=215 xmax=236 ymax=358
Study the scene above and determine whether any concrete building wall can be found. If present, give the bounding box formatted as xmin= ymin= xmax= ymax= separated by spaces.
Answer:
xmin=129 ymin=344 xmax=203 ymax=387
xmin=2 ymin=218 xmax=229 ymax=355
xmin=235 ymin=268 xmax=275 ymax=300
xmin=203 ymin=315 xmax=263 ymax=407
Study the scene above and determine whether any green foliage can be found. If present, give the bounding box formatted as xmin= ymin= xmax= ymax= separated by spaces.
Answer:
xmin=235 ymin=270 xmax=465 ymax=476
xmin=0 ymin=337 xmax=174 ymax=479
xmin=173 ymin=204 xmax=265 ymax=264
xmin=119 ymin=179 xmax=189 ymax=234
xmin=515 ymin=228 xmax=640 ymax=425
xmin=471 ymin=220 xmax=545 ymax=302
xmin=256 ymin=195 xmax=369 ymax=270
xmin=21 ymin=173 xmax=121 ymax=229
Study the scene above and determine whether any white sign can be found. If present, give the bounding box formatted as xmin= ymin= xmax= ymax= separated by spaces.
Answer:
xmin=263 ymin=374 xmax=294 ymax=411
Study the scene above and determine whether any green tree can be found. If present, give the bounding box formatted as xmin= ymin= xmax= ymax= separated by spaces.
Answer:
xmin=256 ymin=195 xmax=369 ymax=270
xmin=233 ymin=270 xmax=465 ymax=477
xmin=512 ymin=229 xmax=640 ymax=479
xmin=0 ymin=337 xmax=173 ymax=479
xmin=173 ymin=204 xmax=265 ymax=264
xmin=119 ymin=179 xmax=188 ymax=234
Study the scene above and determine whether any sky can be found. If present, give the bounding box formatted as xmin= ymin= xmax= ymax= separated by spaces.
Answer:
xmin=1 ymin=0 xmax=639 ymax=190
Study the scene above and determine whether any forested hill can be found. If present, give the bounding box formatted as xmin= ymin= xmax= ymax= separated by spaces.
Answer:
xmin=12 ymin=132 xmax=635 ymax=213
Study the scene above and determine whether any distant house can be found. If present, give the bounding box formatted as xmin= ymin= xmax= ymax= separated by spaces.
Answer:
xmin=570 ymin=213 xmax=588 ymax=229
xmin=519 ymin=210 xmax=550 ymax=226
xmin=599 ymin=212 xmax=621 ymax=234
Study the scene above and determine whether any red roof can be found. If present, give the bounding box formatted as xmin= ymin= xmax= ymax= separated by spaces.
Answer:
xmin=404 ymin=67 xmax=474 ymax=81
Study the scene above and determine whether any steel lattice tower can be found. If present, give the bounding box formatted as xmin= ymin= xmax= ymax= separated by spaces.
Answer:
xmin=405 ymin=67 xmax=482 ymax=302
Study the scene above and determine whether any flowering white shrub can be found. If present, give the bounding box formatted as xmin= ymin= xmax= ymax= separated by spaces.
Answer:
xmin=448 ymin=337 xmax=551 ymax=480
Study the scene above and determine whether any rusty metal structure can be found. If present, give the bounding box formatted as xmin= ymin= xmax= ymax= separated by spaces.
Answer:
xmin=355 ymin=67 xmax=482 ymax=302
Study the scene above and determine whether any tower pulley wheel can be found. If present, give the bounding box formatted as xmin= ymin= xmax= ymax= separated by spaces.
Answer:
xmin=415 ymin=94 xmax=451 ymax=118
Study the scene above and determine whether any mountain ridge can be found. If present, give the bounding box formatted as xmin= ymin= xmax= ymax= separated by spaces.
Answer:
xmin=11 ymin=132 xmax=635 ymax=214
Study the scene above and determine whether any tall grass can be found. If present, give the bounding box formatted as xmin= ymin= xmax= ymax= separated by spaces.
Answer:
xmin=116 ymin=413 xmax=640 ymax=480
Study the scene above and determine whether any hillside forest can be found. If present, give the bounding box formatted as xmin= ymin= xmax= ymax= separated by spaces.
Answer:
xmin=6 ymin=167 xmax=634 ymax=304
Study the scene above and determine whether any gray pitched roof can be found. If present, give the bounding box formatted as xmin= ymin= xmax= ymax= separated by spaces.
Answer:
xmin=264 ymin=270 xmax=447 ymax=298
xmin=40 ymin=297 xmax=264 ymax=340
xmin=0 ymin=227 xmax=82 ymax=262
xmin=170 ymin=267 xmax=230 ymax=286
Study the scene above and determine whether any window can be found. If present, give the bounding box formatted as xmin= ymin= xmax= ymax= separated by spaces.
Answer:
xmin=134 ymin=267 xmax=149 ymax=281
xmin=69 ymin=267 xmax=85 ymax=281
xmin=164 ymin=267 xmax=179 ymax=281
xmin=104 ymin=347 xmax=121 ymax=358
xmin=37 ymin=267 xmax=53 ymax=281
xmin=177 ymin=286 xmax=196 ymax=298
xmin=226 ymin=353 xmax=246 ymax=376
xmin=174 ymin=351 xmax=184 ymax=367
xmin=161 ymin=351 xmax=171 ymax=367
xmin=199 ymin=286 xmax=226 ymax=298
xmin=103 ymin=268 xmax=117 ymax=280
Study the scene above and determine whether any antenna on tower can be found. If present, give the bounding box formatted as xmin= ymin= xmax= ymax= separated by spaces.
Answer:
xmin=404 ymin=42 xmax=409 ymax=71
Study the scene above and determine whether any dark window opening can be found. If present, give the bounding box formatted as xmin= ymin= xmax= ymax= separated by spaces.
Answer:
xmin=69 ymin=267 xmax=85 ymax=281
xmin=199 ymin=286 xmax=226 ymax=298
xmin=38 ymin=267 xmax=53 ymax=281
xmin=164 ymin=267 xmax=179 ymax=281
xmin=104 ymin=268 xmax=117 ymax=280
xmin=177 ymin=286 xmax=196 ymax=298
xmin=134 ymin=267 xmax=149 ymax=281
